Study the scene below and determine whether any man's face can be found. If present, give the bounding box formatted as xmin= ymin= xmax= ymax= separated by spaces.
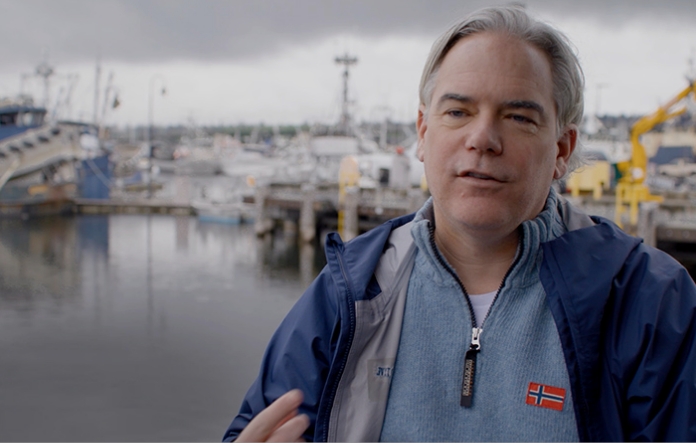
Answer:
xmin=417 ymin=32 xmax=576 ymax=237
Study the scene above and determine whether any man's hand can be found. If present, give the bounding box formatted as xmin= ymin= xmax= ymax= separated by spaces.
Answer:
xmin=236 ymin=389 xmax=310 ymax=442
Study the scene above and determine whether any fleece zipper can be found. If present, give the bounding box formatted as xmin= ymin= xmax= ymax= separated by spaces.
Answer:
xmin=427 ymin=223 xmax=522 ymax=407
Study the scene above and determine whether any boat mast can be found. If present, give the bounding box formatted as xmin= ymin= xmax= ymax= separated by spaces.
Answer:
xmin=334 ymin=53 xmax=358 ymax=135
xmin=94 ymin=56 xmax=102 ymax=126
xmin=30 ymin=50 xmax=55 ymax=109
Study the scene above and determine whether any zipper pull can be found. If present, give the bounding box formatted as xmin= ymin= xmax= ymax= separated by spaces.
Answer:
xmin=460 ymin=327 xmax=482 ymax=407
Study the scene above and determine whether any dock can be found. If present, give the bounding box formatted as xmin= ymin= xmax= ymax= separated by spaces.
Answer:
xmin=251 ymin=182 xmax=429 ymax=242
xmin=250 ymin=185 xmax=696 ymax=274
xmin=74 ymin=198 xmax=194 ymax=216
xmin=11 ymin=184 xmax=696 ymax=270
xmin=561 ymin=193 xmax=696 ymax=268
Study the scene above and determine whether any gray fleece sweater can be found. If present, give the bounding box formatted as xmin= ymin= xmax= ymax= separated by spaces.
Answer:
xmin=380 ymin=191 xmax=579 ymax=442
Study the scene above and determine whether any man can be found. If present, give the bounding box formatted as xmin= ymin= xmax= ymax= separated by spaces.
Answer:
xmin=224 ymin=6 xmax=696 ymax=442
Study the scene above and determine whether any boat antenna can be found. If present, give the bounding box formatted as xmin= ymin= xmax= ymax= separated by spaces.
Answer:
xmin=35 ymin=49 xmax=55 ymax=108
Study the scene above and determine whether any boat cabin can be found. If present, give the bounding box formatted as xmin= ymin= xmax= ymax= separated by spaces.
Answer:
xmin=0 ymin=104 xmax=47 ymax=141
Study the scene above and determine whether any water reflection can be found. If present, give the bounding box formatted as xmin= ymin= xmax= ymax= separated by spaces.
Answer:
xmin=0 ymin=217 xmax=85 ymax=309
xmin=0 ymin=214 xmax=324 ymax=442
xmin=175 ymin=215 xmax=190 ymax=251
xmin=250 ymin=225 xmax=327 ymax=287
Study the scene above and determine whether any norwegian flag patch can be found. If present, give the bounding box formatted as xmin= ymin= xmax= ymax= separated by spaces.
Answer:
xmin=526 ymin=382 xmax=566 ymax=411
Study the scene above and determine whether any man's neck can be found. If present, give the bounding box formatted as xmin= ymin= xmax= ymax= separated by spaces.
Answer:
xmin=433 ymin=217 xmax=519 ymax=295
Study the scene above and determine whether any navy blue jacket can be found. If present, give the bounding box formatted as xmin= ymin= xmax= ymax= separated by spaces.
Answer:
xmin=224 ymin=213 xmax=696 ymax=441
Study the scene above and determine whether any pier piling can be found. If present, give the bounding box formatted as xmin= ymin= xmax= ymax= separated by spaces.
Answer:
xmin=637 ymin=201 xmax=659 ymax=247
xmin=300 ymin=183 xmax=316 ymax=243
xmin=254 ymin=185 xmax=273 ymax=236
xmin=342 ymin=186 xmax=359 ymax=241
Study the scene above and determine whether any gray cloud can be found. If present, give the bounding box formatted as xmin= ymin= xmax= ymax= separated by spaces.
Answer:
xmin=2 ymin=0 xmax=695 ymax=67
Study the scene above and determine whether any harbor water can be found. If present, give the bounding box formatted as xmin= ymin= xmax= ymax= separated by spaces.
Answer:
xmin=0 ymin=214 xmax=325 ymax=441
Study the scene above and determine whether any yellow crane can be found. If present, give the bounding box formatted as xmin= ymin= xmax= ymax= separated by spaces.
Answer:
xmin=615 ymin=80 xmax=696 ymax=228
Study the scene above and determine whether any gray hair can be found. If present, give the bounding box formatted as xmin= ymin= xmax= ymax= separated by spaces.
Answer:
xmin=419 ymin=5 xmax=585 ymax=175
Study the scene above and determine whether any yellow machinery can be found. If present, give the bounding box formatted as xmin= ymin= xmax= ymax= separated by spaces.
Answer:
xmin=567 ymin=156 xmax=611 ymax=200
xmin=615 ymin=80 xmax=696 ymax=228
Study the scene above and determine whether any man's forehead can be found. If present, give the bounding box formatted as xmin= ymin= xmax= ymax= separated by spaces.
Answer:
xmin=431 ymin=32 xmax=555 ymax=107
xmin=440 ymin=32 xmax=550 ymax=70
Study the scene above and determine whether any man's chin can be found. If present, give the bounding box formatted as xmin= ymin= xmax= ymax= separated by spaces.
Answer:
xmin=460 ymin=218 xmax=514 ymax=233
xmin=448 ymin=209 xmax=517 ymax=234
xmin=432 ymin=198 xmax=525 ymax=234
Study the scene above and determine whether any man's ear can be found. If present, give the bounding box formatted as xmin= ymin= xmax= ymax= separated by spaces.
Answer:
xmin=416 ymin=105 xmax=427 ymax=162
xmin=554 ymin=124 xmax=578 ymax=179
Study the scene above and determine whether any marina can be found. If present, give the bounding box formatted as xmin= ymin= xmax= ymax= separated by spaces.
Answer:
xmin=2 ymin=55 xmax=694 ymax=257
xmin=2 ymin=8 xmax=696 ymax=440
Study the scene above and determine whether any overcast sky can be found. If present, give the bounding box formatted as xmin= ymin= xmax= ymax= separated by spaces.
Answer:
xmin=1 ymin=0 xmax=695 ymax=128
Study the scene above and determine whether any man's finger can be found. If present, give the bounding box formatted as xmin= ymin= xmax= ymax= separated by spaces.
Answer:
xmin=267 ymin=413 xmax=310 ymax=443
xmin=269 ymin=408 xmax=300 ymax=435
xmin=237 ymin=390 xmax=304 ymax=442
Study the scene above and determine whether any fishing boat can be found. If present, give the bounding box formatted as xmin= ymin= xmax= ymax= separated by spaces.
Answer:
xmin=0 ymin=96 xmax=108 ymax=216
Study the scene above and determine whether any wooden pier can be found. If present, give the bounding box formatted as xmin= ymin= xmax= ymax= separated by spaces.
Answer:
xmin=252 ymin=182 xmax=429 ymax=242
xmin=251 ymin=185 xmax=696 ymax=274
xmin=74 ymin=198 xmax=194 ymax=216
xmin=12 ymin=185 xmax=696 ymax=271
xmin=564 ymin=193 xmax=696 ymax=252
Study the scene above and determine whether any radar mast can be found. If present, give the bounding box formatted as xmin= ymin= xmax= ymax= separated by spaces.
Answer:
xmin=334 ymin=53 xmax=358 ymax=135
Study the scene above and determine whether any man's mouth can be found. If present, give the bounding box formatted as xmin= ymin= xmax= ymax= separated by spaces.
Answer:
xmin=465 ymin=172 xmax=493 ymax=180
xmin=462 ymin=171 xmax=499 ymax=181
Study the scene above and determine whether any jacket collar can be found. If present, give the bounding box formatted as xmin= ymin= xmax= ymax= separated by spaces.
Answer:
xmin=324 ymin=213 xmax=415 ymax=302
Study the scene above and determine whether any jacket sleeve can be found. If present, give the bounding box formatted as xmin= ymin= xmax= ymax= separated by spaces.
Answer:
xmin=607 ymin=245 xmax=696 ymax=441
xmin=222 ymin=266 xmax=341 ymax=442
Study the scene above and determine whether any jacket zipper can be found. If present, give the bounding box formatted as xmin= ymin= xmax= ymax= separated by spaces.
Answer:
xmin=427 ymin=223 xmax=522 ymax=408
xmin=322 ymin=241 xmax=356 ymax=442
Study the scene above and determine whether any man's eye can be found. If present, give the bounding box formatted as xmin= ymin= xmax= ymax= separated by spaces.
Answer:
xmin=510 ymin=114 xmax=535 ymax=124
xmin=446 ymin=109 xmax=465 ymax=118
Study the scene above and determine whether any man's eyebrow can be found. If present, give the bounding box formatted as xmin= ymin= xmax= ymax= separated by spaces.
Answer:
xmin=437 ymin=93 xmax=473 ymax=106
xmin=503 ymin=100 xmax=545 ymax=117
xmin=437 ymin=95 xmax=545 ymax=117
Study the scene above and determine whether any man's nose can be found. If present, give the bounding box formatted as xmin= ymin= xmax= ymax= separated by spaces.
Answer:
xmin=464 ymin=115 xmax=502 ymax=155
